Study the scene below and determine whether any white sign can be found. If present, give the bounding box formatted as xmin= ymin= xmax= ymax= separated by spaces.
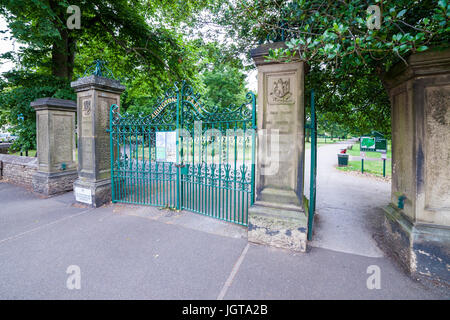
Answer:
xmin=156 ymin=131 xmax=177 ymax=162
xmin=165 ymin=131 xmax=177 ymax=162
xmin=360 ymin=152 xmax=366 ymax=159
xmin=381 ymin=153 xmax=387 ymax=160
xmin=74 ymin=187 xmax=92 ymax=204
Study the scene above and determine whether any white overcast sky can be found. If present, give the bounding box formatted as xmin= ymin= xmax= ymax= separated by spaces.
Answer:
xmin=0 ymin=15 xmax=15 ymax=74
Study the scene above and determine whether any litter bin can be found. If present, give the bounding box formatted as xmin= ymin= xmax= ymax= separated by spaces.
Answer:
xmin=337 ymin=153 xmax=349 ymax=166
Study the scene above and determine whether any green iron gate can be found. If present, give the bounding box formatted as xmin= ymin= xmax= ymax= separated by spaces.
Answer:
xmin=109 ymin=81 xmax=256 ymax=225
xmin=306 ymin=89 xmax=317 ymax=240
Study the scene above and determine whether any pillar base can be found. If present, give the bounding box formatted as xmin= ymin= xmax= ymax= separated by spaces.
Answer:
xmin=383 ymin=204 xmax=450 ymax=287
xmin=73 ymin=178 xmax=111 ymax=207
xmin=248 ymin=201 xmax=307 ymax=252
xmin=32 ymin=170 xmax=78 ymax=196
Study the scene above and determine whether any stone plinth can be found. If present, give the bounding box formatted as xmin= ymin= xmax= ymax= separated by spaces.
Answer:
xmin=31 ymin=98 xmax=78 ymax=195
xmin=71 ymin=75 xmax=125 ymax=207
xmin=382 ymin=48 xmax=450 ymax=286
xmin=248 ymin=42 xmax=308 ymax=252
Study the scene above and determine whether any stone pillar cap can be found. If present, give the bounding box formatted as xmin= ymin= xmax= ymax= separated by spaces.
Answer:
xmin=383 ymin=47 xmax=450 ymax=89
xmin=30 ymin=97 xmax=76 ymax=111
xmin=71 ymin=75 xmax=126 ymax=93
xmin=250 ymin=41 xmax=304 ymax=66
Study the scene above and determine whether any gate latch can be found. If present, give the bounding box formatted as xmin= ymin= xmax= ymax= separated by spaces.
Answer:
xmin=174 ymin=163 xmax=186 ymax=168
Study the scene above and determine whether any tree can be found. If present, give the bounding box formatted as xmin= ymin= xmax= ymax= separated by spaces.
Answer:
xmin=0 ymin=0 xmax=211 ymax=149
xmin=125 ymin=40 xmax=251 ymax=116
xmin=208 ymin=0 xmax=449 ymax=135
xmin=0 ymin=0 xmax=210 ymax=81
xmin=197 ymin=41 xmax=249 ymax=110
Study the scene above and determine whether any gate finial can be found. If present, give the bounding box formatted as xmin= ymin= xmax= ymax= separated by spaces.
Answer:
xmin=83 ymin=59 xmax=116 ymax=79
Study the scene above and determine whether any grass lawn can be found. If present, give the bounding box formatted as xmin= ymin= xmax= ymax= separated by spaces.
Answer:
xmin=9 ymin=149 xmax=78 ymax=161
xmin=346 ymin=140 xmax=392 ymax=159
xmin=306 ymin=137 xmax=346 ymax=149
xmin=135 ymin=144 xmax=253 ymax=162
xmin=9 ymin=149 xmax=37 ymax=157
xmin=337 ymin=159 xmax=391 ymax=177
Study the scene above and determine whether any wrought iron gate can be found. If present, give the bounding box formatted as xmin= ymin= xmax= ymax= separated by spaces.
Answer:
xmin=306 ymin=89 xmax=317 ymax=240
xmin=109 ymin=81 xmax=256 ymax=225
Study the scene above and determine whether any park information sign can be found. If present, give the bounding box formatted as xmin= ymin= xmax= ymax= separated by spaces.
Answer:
xmin=156 ymin=131 xmax=176 ymax=162
xmin=360 ymin=133 xmax=387 ymax=153
xmin=360 ymin=136 xmax=376 ymax=151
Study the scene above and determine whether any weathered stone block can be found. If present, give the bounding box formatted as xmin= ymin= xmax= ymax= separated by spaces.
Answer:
xmin=248 ymin=202 xmax=307 ymax=252
xmin=383 ymin=204 xmax=450 ymax=287
xmin=31 ymin=98 xmax=77 ymax=174
xmin=383 ymin=48 xmax=450 ymax=286
xmin=32 ymin=170 xmax=78 ymax=196
xmin=74 ymin=178 xmax=111 ymax=208
xmin=31 ymin=98 xmax=77 ymax=195
xmin=0 ymin=143 xmax=12 ymax=154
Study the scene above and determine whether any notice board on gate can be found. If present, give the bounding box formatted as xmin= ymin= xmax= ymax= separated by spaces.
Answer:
xmin=156 ymin=131 xmax=177 ymax=162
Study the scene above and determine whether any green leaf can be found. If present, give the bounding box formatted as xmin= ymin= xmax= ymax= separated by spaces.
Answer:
xmin=397 ymin=9 xmax=407 ymax=18
xmin=416 ymin=46 xmax=428 ymax=52
xmin=438 ymin=0 xmax=447 ymax=9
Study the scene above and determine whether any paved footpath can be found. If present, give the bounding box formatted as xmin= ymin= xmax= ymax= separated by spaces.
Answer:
xmin=0 ymin=152 xmax=448 ymax=299
xmin=305 ymin=139 xmax=388 ymax=258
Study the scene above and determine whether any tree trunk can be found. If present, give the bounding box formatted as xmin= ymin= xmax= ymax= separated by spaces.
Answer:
xmin=49 ymin=1 xmax=76 ymax=80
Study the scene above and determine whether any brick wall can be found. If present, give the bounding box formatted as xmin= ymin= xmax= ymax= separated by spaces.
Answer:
xmin=0 ymin=154 xmax=38 ymax=189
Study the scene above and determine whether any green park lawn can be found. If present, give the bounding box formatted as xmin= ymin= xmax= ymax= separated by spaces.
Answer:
xmin=9 ymin=149 xmax=37 ymax=157
xmin=337 ymin=159 xmax=392 ymax=177
xmin=136 ymin=144 xmax=253 ymax=162
xmin=9 ymin=149 xmax=78 ymax=161
xmin=305 ymin=137 xmax=345 ymax=149
xmin=346 ymin=140 xmax=392 ymax=159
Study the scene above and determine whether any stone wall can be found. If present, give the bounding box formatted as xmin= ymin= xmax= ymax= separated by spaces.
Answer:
xmin=0 ymin=143 xmax=12 ymax=154
xmin=0 ymin=154 xmax=37 ymax=189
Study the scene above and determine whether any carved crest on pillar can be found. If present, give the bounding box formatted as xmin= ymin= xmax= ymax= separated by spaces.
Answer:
xmin=269 ymin=78 xmax=293 ymax=103
xmin=82 ymin=100 xmax=91 ymax=116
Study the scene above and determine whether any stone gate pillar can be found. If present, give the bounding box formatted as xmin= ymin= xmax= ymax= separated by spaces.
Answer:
xmin=383 ymin=48 xmax=450 ymax=286
xmin=31 ymin=98 xmax=78 ymax=195
xmin=71 ymin=75 xmax=125 ymax=207
xmin=248 ymin=42 xmax=308 ymax=252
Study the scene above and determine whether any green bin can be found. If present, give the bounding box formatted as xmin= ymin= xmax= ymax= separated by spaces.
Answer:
xmin=337 ymin=154 xmax=349 ymax=166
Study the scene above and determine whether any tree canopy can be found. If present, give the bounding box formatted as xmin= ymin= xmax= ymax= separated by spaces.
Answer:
xmin=208 ymin=0 xmax=449 ymax=137
xmin=0 ymin=0 xmax=250 ymax=150
xmin=1 ymin=0 xmax=448 ymax=148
